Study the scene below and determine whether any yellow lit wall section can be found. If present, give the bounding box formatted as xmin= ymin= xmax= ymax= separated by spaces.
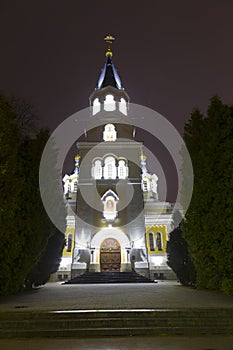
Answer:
xmin=146 ymin=225 xmax=167 ymax=254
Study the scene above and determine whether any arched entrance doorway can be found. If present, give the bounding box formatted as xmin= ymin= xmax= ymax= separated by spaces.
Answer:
xmin=100 ymin=238 xmax=121 ymax=272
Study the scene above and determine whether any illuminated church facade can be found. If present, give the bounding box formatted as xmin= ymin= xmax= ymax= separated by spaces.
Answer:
xmin=57 ymin=36 xmax=175 ymax=281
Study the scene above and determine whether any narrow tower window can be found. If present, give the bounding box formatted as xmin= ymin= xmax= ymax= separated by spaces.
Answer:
xmin=92 ymin=159 xmax=102 ymax=179
xmin=93 ymin=98 xmax=101 ymax=115
xmin=118 ymin=159 xmax=128 ymax=179
xmin=149 ymin=232 xmax=155 ymax=251
xmin=67 ymin=233 xmax=72 ymax=252
xmin=104 ymin=95 xmax=116 ymax=111
xmin=119 ymin=98 xmax=127 ymax=115
xmin=103 ymin=124 xmax=117 ymax=142
xmin=156 ymin=232 xmax=163 ymax=251
xmin=103 ymin=156 xmax=116 ymax=179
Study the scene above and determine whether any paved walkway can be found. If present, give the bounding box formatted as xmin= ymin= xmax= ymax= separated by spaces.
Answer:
xmin=1 ymin=280 xmax=233 ymax=311
xmin=1 ymin=281 xmax=233 ymax=349
xmin=0 ymin=335 xmax=233 ymax=350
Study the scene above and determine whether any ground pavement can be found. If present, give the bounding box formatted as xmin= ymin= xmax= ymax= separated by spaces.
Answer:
xmin=0 ymin=280 xmax=233 ymax=349
xmin=0 ymin=335 xmax=233 ymax=350
xmin=1 ymin=280 xmax=233 ymax=311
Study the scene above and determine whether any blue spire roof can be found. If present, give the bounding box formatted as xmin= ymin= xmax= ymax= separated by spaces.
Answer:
xmin=96 ymin=53 xmax=123 ymax=90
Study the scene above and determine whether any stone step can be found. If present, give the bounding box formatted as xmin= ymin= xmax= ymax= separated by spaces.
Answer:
xmin=1 ymin=317 xmax=233 ymax=329
xmin=65 ymin=272 xmax=153 ymax=284
xmin=0 ymin=309 xmax=232 ymax=337
xmin=1 ymin=326 xmax=233 ymax=338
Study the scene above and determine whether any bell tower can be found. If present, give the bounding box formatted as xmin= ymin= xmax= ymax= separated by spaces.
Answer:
xmin=87 ymin=35 xmax=133 ymax=141
xmin=90 ymin=34 xmax=129 ymax=117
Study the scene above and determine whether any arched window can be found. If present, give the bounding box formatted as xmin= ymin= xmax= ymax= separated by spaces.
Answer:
xmin=103 ymin=156 xmax=116 ymax=179
xmin=104 ymin=95 xmax=116 ymax=111
xmin=92 ymin=159 xmax=102 ymax=179
xmin=119 ymin=98 xmax=127 ymax=115
xmin=149 ymin=232 xmax=155 ymax=251
xmin=67 ymin=233 xmax=72 ymax=252
xmin=93 ymin=98 xmax=100 ymax=115
xmin=103 ymin=124 xmax=117 ymax=142
xmin=118 ymin=159 xmax=128 ymax=179
xmin=156 ymin=232 xmax=163 ymax=251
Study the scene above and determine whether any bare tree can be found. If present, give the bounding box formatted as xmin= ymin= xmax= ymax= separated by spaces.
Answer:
xmin=10 ymin=96 xmax=38 ymax=137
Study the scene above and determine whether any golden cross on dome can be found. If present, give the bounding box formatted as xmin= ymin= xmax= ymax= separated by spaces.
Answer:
xmin=104 ymin=34 xmax=115 ymax=56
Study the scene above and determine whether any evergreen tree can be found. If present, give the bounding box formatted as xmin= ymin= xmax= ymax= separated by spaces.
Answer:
xmin=24 ymin=129 xmax=66 ymax=287
xmin=0 ymin=93 xmax=23 ymax=294
xmin=0 ymin=93 xmax=66 ymax=295
xmin=182 ymin=97 xmax=233 ymax=294
xmin=167 ymin=212 xmax=196 ymax=286
xmin=167 ymin=226 xmax=196 ymax=286
xmin=26 ymin=229 xmax=65 ymax=287
xmin=15 ymin=129 xmax=56 ymax=289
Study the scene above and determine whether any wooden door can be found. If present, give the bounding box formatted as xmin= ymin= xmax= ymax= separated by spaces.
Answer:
xmin=100 ymin=238 xmax=121 ymax=272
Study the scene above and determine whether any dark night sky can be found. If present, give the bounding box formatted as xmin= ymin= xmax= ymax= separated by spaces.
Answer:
xmin=1 ymin=0 xmax=233 ymax=200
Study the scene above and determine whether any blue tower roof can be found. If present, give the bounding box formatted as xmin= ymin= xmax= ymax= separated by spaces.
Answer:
xmin=96 ymin=53 xmax=123 ymax=90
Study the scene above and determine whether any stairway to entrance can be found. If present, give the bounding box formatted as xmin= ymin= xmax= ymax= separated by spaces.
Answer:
xmin=64 ymin=271 xmax=153 ymax=284
xmin=1 ymin=281 xmax=233 ymax=338
xmin=1 ymin=309 xmax=233 ymax=337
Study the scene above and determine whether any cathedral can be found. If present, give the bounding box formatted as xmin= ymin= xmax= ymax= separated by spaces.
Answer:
xmin=56 ymin=36 xmax=175 ymax=281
